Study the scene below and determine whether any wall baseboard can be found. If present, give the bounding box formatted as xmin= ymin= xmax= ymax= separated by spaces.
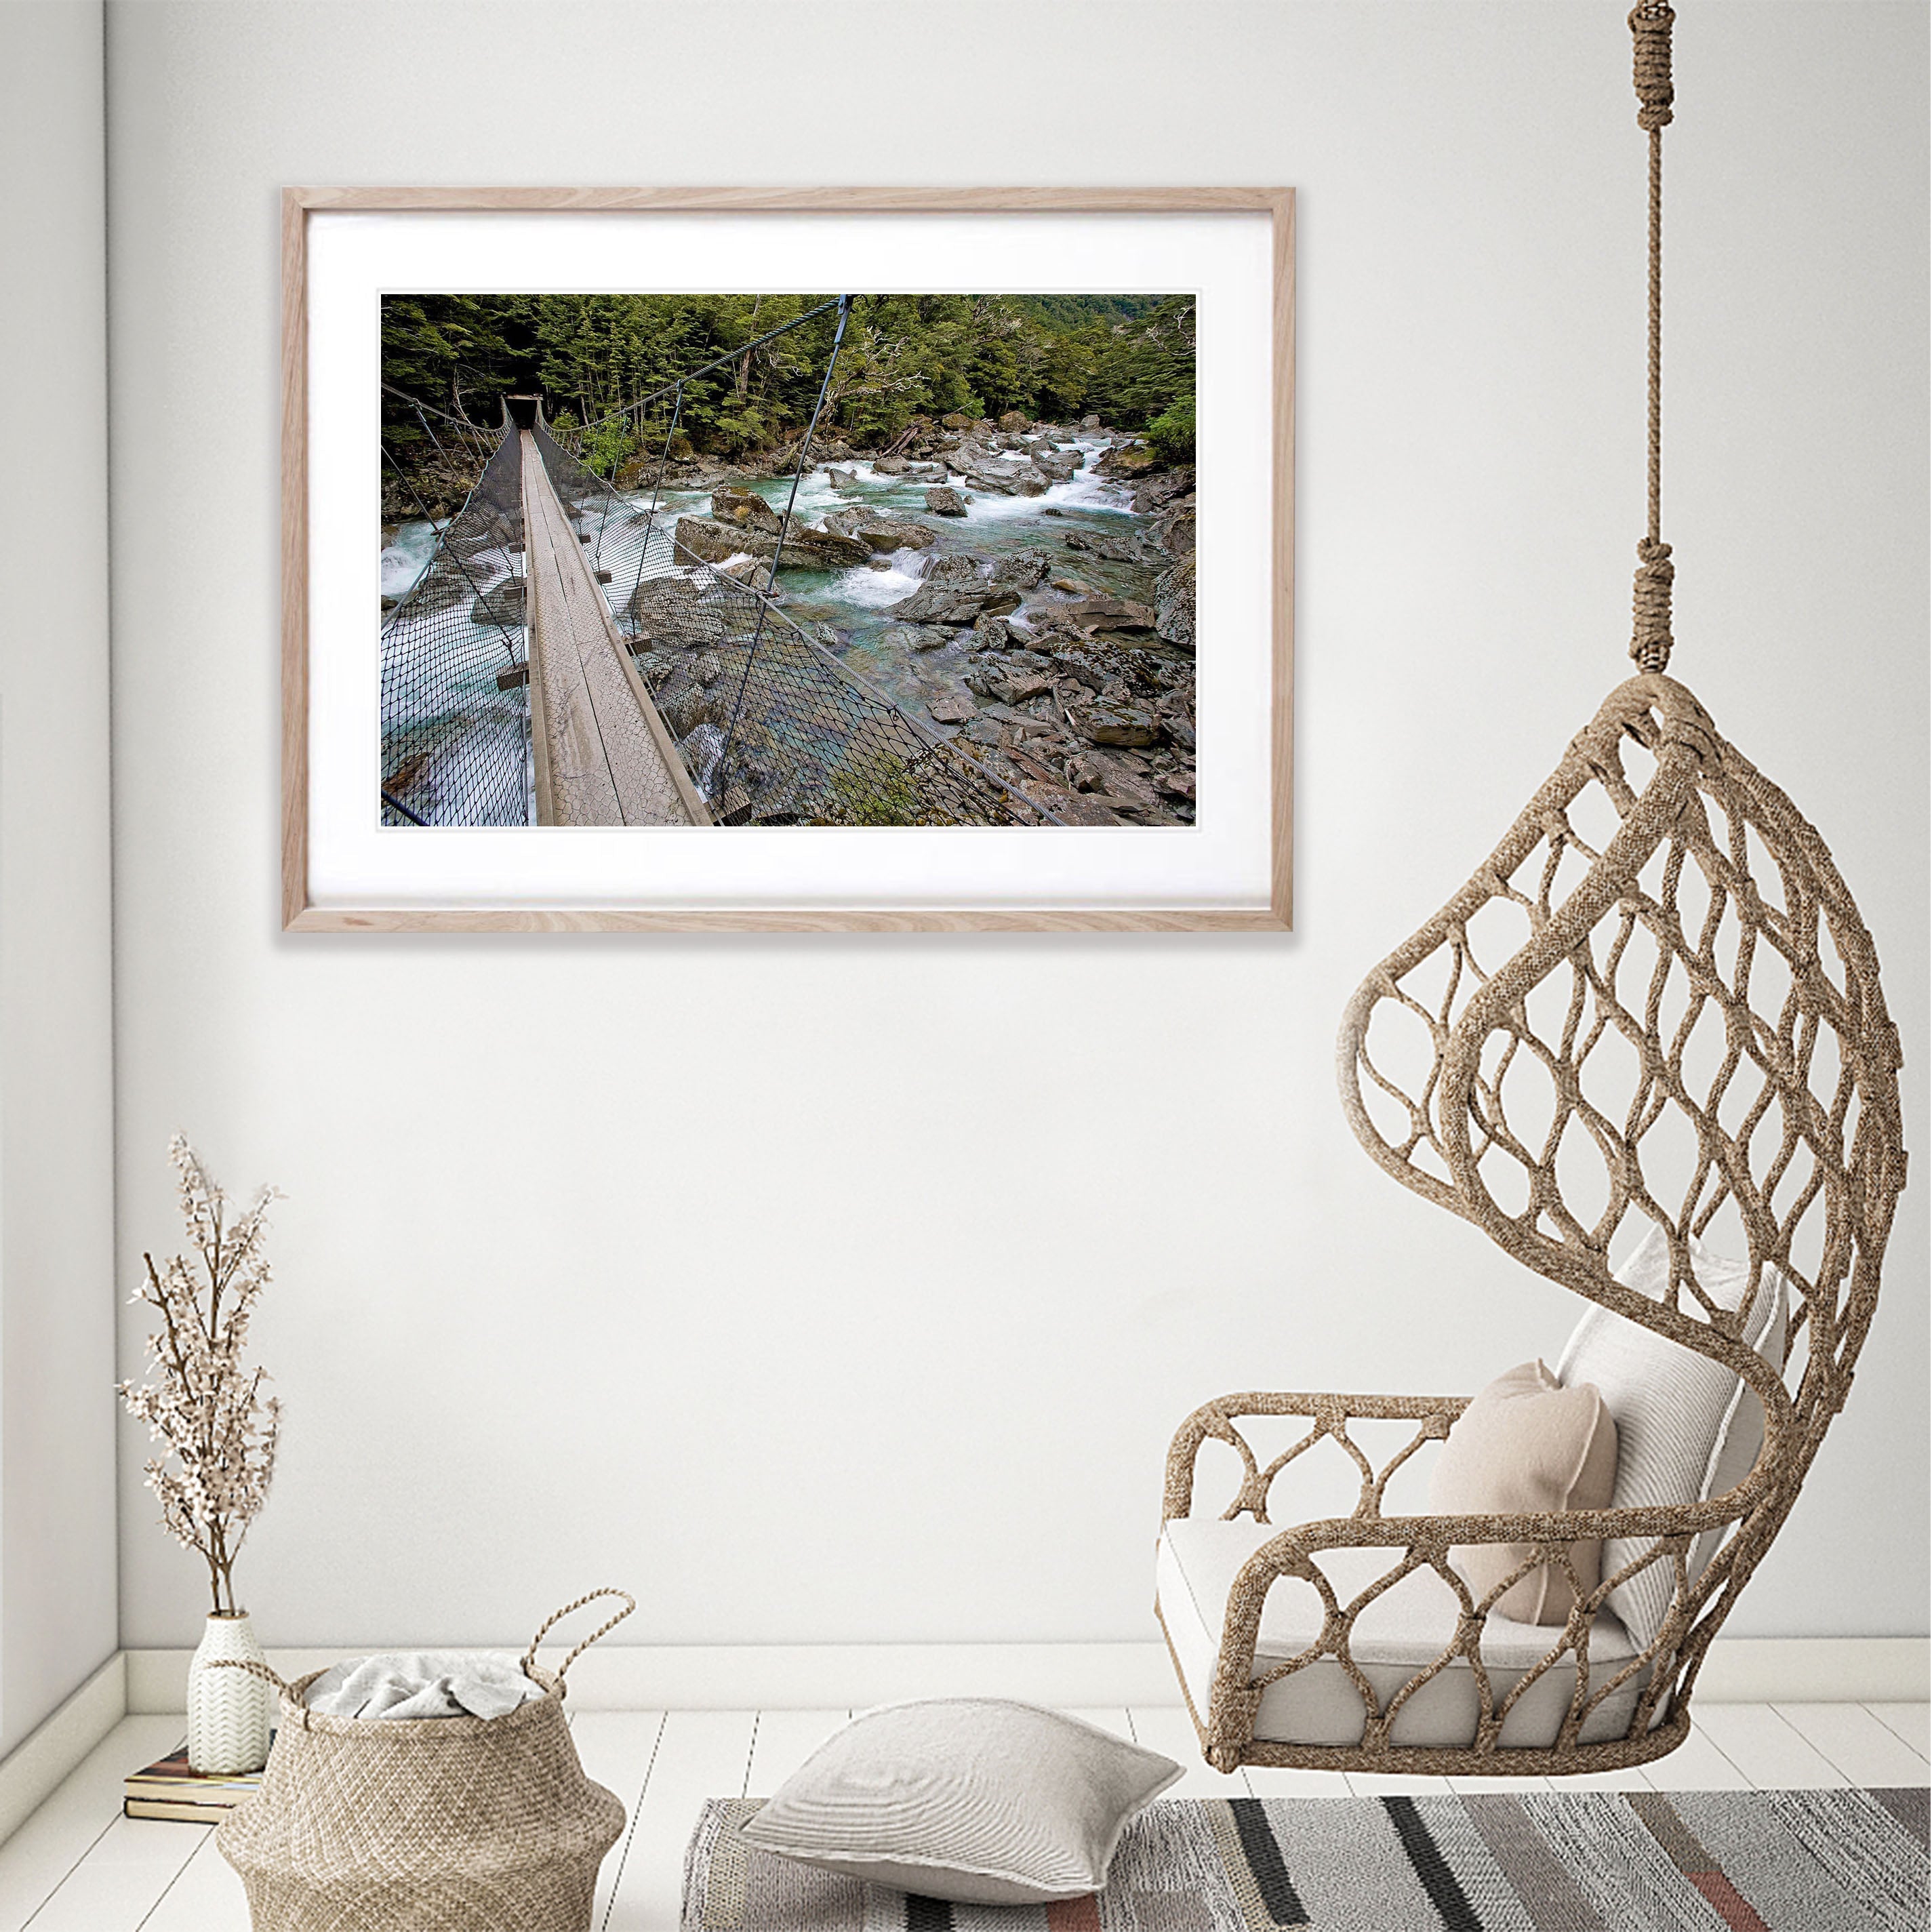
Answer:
xmin=0 ymin=1654 xmax=125 ymax=1845
xmin=123 ymin=1634 xmax=1929 ymax=1717
xmin=0 ymin=1635 xmax=1918 ymax=1846
xmin=1689 ymin=1638 xmax=1928 ymax=1705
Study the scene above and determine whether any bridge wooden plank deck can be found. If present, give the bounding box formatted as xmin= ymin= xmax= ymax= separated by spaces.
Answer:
xmin=519 ymin=433 xmax=710 ymax=826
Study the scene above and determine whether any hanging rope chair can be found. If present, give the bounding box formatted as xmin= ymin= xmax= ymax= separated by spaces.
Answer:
xmin=1155 ymin=3 xmax=1906 ymax=1777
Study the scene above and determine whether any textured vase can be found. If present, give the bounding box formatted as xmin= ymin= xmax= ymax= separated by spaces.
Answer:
xmin=188 ymin=1611 xmax=273 ymax=1775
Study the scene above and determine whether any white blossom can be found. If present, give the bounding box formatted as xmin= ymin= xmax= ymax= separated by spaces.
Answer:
xmin=119 ymin=1135 xmax=283 ymax=1616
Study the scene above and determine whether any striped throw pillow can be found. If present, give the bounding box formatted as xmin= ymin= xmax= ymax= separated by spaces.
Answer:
xmin=1557 ymin=1225 xmax=1789 ymax=1649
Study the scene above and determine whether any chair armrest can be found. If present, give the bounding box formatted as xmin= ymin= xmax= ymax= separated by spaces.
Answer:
xmin=1214 ymin=1491 xmax=1765 ymax=1691
xmin=1163 ymin=1390 xmax=1470 ymax=1525
xmin=1251 ymin=1495 xmax=1758 ymax=1563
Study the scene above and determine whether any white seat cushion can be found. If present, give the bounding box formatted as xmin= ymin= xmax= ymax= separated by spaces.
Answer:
xmin=1156 ymin=1516 xmax=1647 ymax=1751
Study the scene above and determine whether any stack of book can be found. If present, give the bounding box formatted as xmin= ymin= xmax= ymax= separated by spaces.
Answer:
xmin=123 ymin=1744 xmax=267 ymax=1824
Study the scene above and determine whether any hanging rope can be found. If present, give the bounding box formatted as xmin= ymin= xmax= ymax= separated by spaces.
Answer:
xmin=1629 ymin=0 xmax=1676 ymax=672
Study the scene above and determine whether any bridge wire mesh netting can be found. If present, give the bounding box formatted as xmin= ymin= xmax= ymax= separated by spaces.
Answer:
xmin=379 ymin=297 xmax=1058 ymax=829
xmin=380 ymin=406 xmax=531 ymax=826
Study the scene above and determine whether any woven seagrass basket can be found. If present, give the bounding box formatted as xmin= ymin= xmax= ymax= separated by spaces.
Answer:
xmin=214 ymin=1590 xmax=632 ymax=1932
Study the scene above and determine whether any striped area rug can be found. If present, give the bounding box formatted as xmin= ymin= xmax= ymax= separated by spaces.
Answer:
xmin=681 ymin=1788 xmax=1928 ymax=1931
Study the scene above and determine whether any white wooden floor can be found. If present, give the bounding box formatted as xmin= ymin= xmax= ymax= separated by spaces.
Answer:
xmin=0 ymin=1702 xmax=1923 ymax=1931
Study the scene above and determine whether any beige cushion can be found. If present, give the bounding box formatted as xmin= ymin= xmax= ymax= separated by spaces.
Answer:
xmin=1426 ymin=1359 xmax=1619 ymax=1624
xmin=1156 ymin=1518 xmax=1647 ymax=1751
xmin=737 ymin=1699 xmax=1180 ymax=1906
xmin=1556 ymin=1224 xmax=1790 ymax=1649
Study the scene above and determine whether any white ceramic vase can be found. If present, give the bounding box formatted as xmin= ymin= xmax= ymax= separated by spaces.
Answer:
xmin=186 ymin=1611 xmax=274 ymax=1775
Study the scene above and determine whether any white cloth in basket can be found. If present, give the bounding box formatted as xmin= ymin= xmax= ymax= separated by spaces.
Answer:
xmin=303 ymin=1652 xmax=546 ymax=1721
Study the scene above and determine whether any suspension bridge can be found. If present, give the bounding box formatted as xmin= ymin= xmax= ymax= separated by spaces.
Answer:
xmin=380 ymin=298 xmax=1065 ymax=831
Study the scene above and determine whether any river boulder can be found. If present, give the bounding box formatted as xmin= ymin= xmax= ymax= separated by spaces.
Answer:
xmin=674 ymin=517 xmax=760 ymax=567
xmin=628 ymin=574 xmax=731 ymax=647
xmin=1153 ymin=502 xmax=1196 ymax=558
xmin=1155 ymin=555 xmax=1196 ymax=651
xmin=1132 ymin=469 xmax=1194 ymax=511
xmin=922 ymin=551 xmax=991 ymax=586
xmin=948 ymin=444 xmax=1044 ymax=497
xmin=675 ymin=514 xmax=871 ymax=571
xmin=822 ymin=508 xmax=933 ymax=551
xmin=1061 ymin=526 xmax=1154 ymax=566
xmin=712 ymin=487 xmax=782 ymax=534
xmin=784 ymin=524 xmax=875 ymax=567
xmin=1066 ymin=595 xmax=1157 ymax=635
xmin=1071 ymin=698 xmax=1161 ymax=748
xmin=885 ymin=584 xmax=994 ymax=626
xmin=1095 ymin=441 xmax=1157 ymax=479
xmin=992 ymin=548 xmax=1054 ymax=590
xmin=994 ymin=666 xmax=1055 ymax=705
xmin=925 ymin=486 xmax=969 ymax=516
xmin=856 ymin=518 xmax=936 ymax=552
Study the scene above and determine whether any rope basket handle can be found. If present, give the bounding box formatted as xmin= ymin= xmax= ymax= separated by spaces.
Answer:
xmin=521 ymin=1588 xmax=636 ymax=1693
xmin=205 ymin=1657 xmax=298 ymax=1699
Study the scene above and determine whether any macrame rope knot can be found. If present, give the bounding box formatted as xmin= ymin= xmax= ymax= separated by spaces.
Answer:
xmin=1630 ymin=1 xmax=1676 ymax=130
xmin=1630 ymin=538 xmax=1674 ymax=670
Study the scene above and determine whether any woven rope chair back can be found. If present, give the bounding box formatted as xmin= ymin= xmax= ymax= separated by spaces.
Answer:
xmin=1339 ymin=671 xmax=1906 ymax=1698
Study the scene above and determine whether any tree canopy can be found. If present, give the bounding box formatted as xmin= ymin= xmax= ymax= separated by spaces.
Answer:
xmin=380 ymin=291 xmax=1196 ymax=477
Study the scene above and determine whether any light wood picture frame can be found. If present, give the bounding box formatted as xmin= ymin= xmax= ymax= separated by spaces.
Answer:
xmin=283 ymin=186 xmax=1293 ymax=931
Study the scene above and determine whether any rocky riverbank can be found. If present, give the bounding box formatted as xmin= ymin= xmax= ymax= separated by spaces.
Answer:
xmin=660 ymin=409 xmax=1199 ymax=824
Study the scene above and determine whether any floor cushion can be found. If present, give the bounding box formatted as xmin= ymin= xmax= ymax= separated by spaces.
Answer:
xmin=737 ymin=1699 xmax=1181 ymax=1904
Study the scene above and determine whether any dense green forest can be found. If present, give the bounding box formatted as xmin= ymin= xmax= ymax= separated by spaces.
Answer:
xmin=380 ymin=291 xmax=1196 ymax=480
xmin=1005 ymin=294 xmax=1162 ymax=333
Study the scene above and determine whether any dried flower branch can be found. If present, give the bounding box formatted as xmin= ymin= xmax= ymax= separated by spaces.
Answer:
xmin=119 ymin=1135 xmax=283 ymax=1617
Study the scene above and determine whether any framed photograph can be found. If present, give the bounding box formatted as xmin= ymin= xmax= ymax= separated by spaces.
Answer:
xmin=283 ymin=188 xmax=1293 ymax=931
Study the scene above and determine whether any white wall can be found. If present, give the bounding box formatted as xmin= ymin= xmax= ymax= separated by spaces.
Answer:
xmin=0 ymin=2 xmax=119 ymax=1751
xmin=108 ymin=1 xmax=1927 ymax=1655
